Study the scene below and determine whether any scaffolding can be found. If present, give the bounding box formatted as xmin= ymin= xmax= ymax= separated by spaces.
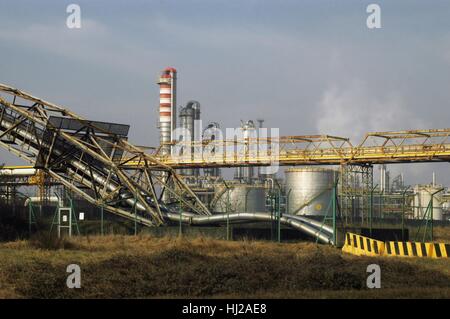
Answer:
xmin=339 ymin=164 xmax=373 ymax=227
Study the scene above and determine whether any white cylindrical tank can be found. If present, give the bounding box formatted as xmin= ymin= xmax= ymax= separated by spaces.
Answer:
xmin=285 ymin=167 xmax=336 ymax=216
xmin=212 ymin=183 xmax=266 ymax=213
xmin=413 ymin=185 xmax=444 ymax=220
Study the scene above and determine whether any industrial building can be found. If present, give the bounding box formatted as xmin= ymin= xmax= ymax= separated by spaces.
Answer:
xmin=0 ymin=67 xmax=449 ymax=245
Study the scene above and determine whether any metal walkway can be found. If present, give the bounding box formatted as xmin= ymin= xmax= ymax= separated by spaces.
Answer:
xmin=152 ymin=130 xmax=450 ymax=168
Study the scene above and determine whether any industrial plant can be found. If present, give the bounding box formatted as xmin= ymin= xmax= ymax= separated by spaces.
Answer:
xmin=0 ymin=67 xmax=450 ymax=246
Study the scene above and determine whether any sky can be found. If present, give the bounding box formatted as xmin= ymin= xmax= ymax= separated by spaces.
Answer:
xmin=1 ymin=0 xmax=450 ymax=186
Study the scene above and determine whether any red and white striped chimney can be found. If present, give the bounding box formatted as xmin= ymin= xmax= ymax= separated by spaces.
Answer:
xmin=157 ymin=67 xmax=177 ymax=155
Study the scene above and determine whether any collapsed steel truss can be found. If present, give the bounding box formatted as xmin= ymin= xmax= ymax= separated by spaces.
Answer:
xmin=0 ymin=84 xmax=211 ymax=226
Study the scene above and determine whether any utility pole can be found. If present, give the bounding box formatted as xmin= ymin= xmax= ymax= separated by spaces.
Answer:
xmin=401 ymin=186 xmax=410 ymax=241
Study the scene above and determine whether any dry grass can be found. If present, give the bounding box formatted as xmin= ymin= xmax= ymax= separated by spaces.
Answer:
xmin=0 ymin=234 xmax=449 ymax=299
xmin=433 ymin=227 xmax=450 ymax=242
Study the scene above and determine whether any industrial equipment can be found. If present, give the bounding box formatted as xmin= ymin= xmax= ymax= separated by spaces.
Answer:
xmin=285 ymin=167 xmax=336 ymax=216
xmin=211 ymin=183 xmax=266 ymax=214
xmin=2 ymin=67 xmax=450 ymax=244
xmin=413 ymin=185 xmax=444 ymax=221
xmin=0 ymin=82 xmax=335 ymax=244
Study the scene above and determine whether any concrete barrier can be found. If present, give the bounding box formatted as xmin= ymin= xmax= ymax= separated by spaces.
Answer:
xmin=342 ymin=232 xmax=384 ymax=257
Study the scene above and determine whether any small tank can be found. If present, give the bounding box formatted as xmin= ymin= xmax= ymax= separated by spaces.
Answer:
xmin=413 ymin=185 xmax=444 ymax=220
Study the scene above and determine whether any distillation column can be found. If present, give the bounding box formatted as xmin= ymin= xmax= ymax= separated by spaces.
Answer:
xmin=179 ymin=100 xmax=201 ymax=177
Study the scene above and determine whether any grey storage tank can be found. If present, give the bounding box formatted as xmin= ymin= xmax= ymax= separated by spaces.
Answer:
xmin=212 ymin=183 xmax=266 ymax=213
xmin=285 ymin=167 xmax=336 ymax=216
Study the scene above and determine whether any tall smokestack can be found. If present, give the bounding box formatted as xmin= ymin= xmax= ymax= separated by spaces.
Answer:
xmin=157 ymin=67 xmax=177 ymax=156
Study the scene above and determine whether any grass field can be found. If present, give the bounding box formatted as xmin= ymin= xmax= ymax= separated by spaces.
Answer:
xmin=434 ymin=227 xmax=450 ymax=242
xmin=0 ymin=231 xmax=449 ymax=299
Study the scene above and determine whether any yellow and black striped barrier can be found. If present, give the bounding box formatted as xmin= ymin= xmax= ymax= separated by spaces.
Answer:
xmin=342 ymin=232 xmax=385 ymax=257
xmin=384 ymin=241 xmax=433 ymax=258
xmin=342 ymin=232 xmax=450 ymax=259
xmin=431 ymin=243 xmax=450 ymax=258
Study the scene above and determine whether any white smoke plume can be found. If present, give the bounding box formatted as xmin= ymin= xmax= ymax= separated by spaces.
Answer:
xmin=315 ymin=80 xmax=428 ymax=145
xmin=315 ymin=80 xmax=438 ymax=185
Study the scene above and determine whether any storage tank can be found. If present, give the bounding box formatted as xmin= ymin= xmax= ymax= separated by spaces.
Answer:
xmin=212 ymin=183 xmax=266 ymax=213
xmin=443 ymin=201 xmax=450 ymax=212
xmin=413 ymin=185 xmax=444 ymax=220
xmin=285 ymin=167 xmax=336 ymax=216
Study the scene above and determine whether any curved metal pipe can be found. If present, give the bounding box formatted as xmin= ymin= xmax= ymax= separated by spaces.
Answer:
xmin=164 ymin=212 xmax=334 ymax=244
xmin=24 ymin=196 xmax=61 ymax=207
xmin=283 ymin=214 xmax=334 ymax=234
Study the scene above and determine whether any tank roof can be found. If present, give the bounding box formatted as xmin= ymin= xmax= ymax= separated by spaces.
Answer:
xmin=285 ymin=167 xmax=336 ymax=173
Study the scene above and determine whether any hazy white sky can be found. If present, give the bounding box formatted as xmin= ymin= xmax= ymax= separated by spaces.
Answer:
xmin=1 ymin=0 xmax=450 ymax=185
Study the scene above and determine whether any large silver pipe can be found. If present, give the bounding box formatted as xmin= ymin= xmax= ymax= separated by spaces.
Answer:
xmin=24 ymin=196 xmax=61 ymax=207
xmin=0 ymin=168 xmax=37 ymax=176
xmin=284 ymin=213 xmax=334 ymax=234
xmin=164 ymin=211 xmax=334 ymax=244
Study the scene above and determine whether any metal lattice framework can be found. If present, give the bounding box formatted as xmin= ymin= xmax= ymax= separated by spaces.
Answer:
xmin=339 ymin=164 xmax=373 ymax=226
xmin=0 ymin=84 xmax=210 ymax=227
xmin=144 ymin=130 xmax=450 ymax=168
